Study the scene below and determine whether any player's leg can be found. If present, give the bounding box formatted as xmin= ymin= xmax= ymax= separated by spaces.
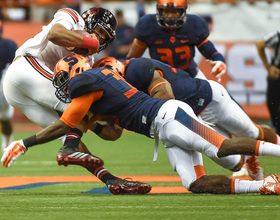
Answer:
xmin=165 ymin=145 xmax=277 ymax=194
xmin=0 ymin=77 xmax=14 ymax=150
xmin=203 ymin=80 xmax=278 ymax=143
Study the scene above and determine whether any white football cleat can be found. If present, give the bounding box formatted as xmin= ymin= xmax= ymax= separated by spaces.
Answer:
xmin=259 ymin=174 xmax=280 ymax=195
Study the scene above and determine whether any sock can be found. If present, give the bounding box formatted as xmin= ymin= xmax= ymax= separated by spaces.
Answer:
xmin=233 ymin=179 xmax=263 ymax=194
xmin=87 ymin=166 xmax=117 ymax=184
xmin=64 ymin=128 xmax=83 ymax=151
xmin=276 ymin=134 xmax=280 ymax=145
xmin=257 ymin=141 xmax=280 ymax=157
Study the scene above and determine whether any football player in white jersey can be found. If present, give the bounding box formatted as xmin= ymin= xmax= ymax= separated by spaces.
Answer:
xmin=3 ymin=7 xmax=151 ymax=195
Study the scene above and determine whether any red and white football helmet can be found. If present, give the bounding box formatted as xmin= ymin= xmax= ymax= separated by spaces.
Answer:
xmin=92 ymin=57 xmax=125 ymax=76
xmin=53 ymin=54 xmax=92 ymax=103
xmin=156 ymin=0 xmax=188 ymax=30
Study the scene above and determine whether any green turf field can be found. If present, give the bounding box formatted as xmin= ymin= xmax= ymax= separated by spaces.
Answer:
xmin=0 ymin=129 xmax=279 ymax=220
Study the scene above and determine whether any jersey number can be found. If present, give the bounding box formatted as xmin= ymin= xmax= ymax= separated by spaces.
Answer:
xmin=157 ymin=46 xmax=192 ymax=69
xmin=100 ymin=69 xmax=137 ymax=98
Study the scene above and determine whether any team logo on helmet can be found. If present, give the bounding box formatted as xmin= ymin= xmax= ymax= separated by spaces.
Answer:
xmin=53 ymin=55 xmax=92 ymax=103
xmin=82 ymin=7 xmax=117 ymax=52
xmin=93 ymin=57 xmax=125 ymax=76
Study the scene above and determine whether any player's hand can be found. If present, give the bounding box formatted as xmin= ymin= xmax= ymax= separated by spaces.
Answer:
xmin=208 ymin=60 xmax=226 ymax=81
xmin=1 ymin=140 xmax=27 ymax=167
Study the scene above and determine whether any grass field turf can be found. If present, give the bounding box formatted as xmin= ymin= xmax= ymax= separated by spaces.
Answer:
xmin=0 ymin=127 xmax=280 ymax=219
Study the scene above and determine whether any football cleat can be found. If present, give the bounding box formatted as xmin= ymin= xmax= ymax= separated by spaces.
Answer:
xmin=106 ymin=178 xmax=152 ymax=195
xmin=260 ymin=174 xmax=280 ymax=195
xmin=245 ymin=156 xmax=264 ymax=181
xmin=232 ymin=165 xmax=249 ymax=177
xmin=57 ymin=147 xmax=104 ymax=169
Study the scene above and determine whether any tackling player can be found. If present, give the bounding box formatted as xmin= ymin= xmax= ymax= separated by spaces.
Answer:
xmin=2 ymin=7 xmax=150 ymax=195
xmin=94 ymin=57 xmax=280 ymax=181
xmin=127 ymin=0 xmax=226 ymax=80
xmin=2 ymin=54 xmax=280 ymax=195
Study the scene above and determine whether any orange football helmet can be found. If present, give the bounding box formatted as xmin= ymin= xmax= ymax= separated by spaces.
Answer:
xmin=93 ymin=57 xmax=125 ymax=76
xmin=157 ymin=0 xmax=188 ymax=30
xmin=53 ymin=54 xmax=92 ymax=103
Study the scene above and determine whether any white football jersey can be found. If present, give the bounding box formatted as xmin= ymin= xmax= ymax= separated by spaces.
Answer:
xmin=16 ymin=8 xmax=90 ymax=70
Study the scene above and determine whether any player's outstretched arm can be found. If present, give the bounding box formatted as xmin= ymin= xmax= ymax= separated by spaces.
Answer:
xmin=127 ymin=38 xmax=147 ymax=58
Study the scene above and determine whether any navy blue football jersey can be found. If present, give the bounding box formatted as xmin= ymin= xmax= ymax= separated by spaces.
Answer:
xmin=68 ymin=67 xmax=167 ymax=137
xmin=134 ymin=14 xmax=209 ymax=77
xmin=124 ymin=57 xmax=212 ymax=115
xmin=0 ymin=38 xmax=17 ymax=79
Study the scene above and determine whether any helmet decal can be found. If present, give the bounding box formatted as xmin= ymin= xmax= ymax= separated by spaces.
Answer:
xmin=53 ymin=55 xmax=91 ymax=103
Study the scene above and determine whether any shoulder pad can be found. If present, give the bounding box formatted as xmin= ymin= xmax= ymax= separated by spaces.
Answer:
xmin=186 ymin=14 xmax=209 ymax=43
xmin=135 ymin=14 xmax=157 ymax=38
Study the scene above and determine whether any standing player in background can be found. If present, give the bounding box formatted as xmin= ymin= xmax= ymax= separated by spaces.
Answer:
xmin=256 ymin=30 xmax=280 ymax=136
xmin=105 ymin=9 xmax=134 ymax=62
xmin=3 ymin=7 xmax=150 ymax=194
xmin=127 ymin=0 xmax=226 ymax=80
xmin=0 ymin=13 xmax=17 ymax=151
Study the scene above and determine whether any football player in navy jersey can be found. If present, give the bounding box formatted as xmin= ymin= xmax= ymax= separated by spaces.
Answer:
xmin=3 ymin=54 xmax=280 ymax=195
xmin=0 ymin=14 xmax=17 ymax=151
xmin=127 ymin=0 xmax=226 ymax=80
xmin=94 ymin=56 xmax=280 ymax=181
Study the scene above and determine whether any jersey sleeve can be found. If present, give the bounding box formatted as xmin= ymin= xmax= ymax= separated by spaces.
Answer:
xmin=125 ymin=58 xmax=156 ymax=94
xmin=60 ymin=91 xmax=103 ymax=128
xmin=68 ymin=73 xmax=100 ymax=99
xmin=264 ymin=30 xmax=280 ymax=47
xmin=191 ymin=15 xmax=210 ymax=45
xmin=53 ymin=8 xmax=81 ymax=30
xmin=134 ymin=15 xmax=156 ymax=43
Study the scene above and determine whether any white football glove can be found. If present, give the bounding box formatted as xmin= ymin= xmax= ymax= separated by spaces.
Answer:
xmin=1 ymin=140 xmax=27 ymax=167
xmin=209 ymin=60 xmax=227 ymax=81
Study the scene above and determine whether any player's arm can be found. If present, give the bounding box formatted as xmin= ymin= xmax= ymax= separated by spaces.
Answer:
xmin=90 ymin=119 xmax=123 ymax=141
xmin=47 ymin=23 xmax=99 ymax=52
xmin=198 ymin=38 xmax=226 ymax=79
xmin=256 ymin=38 xmax=280 ymax=79
xmin=127 ymin=38 xmax=147 ymax=58
xmin=148 ymin=70 xmax=175 ymax=99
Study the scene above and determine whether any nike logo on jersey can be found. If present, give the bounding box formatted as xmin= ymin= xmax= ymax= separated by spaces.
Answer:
xmin=181 ymin=40 xmax=189 ymax=43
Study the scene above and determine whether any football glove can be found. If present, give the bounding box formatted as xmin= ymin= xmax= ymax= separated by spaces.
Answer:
xmin=1 ymin=140 xmax=27 ymax=167
xmin=209 ymin=60 xmax=226 ymax=81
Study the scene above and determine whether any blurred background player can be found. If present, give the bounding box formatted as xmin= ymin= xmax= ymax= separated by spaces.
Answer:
xmin=256 ymin=29 xmax=280 ymax=136
xmin=3 ymin=6 xmax=150 ymax=194
xmin=104 ymin=9 xmax=134 ymax=62
xmin=0 ymin=12 xmax=17 ymax=152
xmin=127 ymin=0 xmax=226 ymax=80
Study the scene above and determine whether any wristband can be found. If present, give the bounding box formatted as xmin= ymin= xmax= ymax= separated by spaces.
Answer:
xmin=92 ymin=123 xmax=104 ymax=135
xmin=81 ymin=36 xmax=99 ymax=50
xmin=23 ymin=135 xmax=38 ymax=148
